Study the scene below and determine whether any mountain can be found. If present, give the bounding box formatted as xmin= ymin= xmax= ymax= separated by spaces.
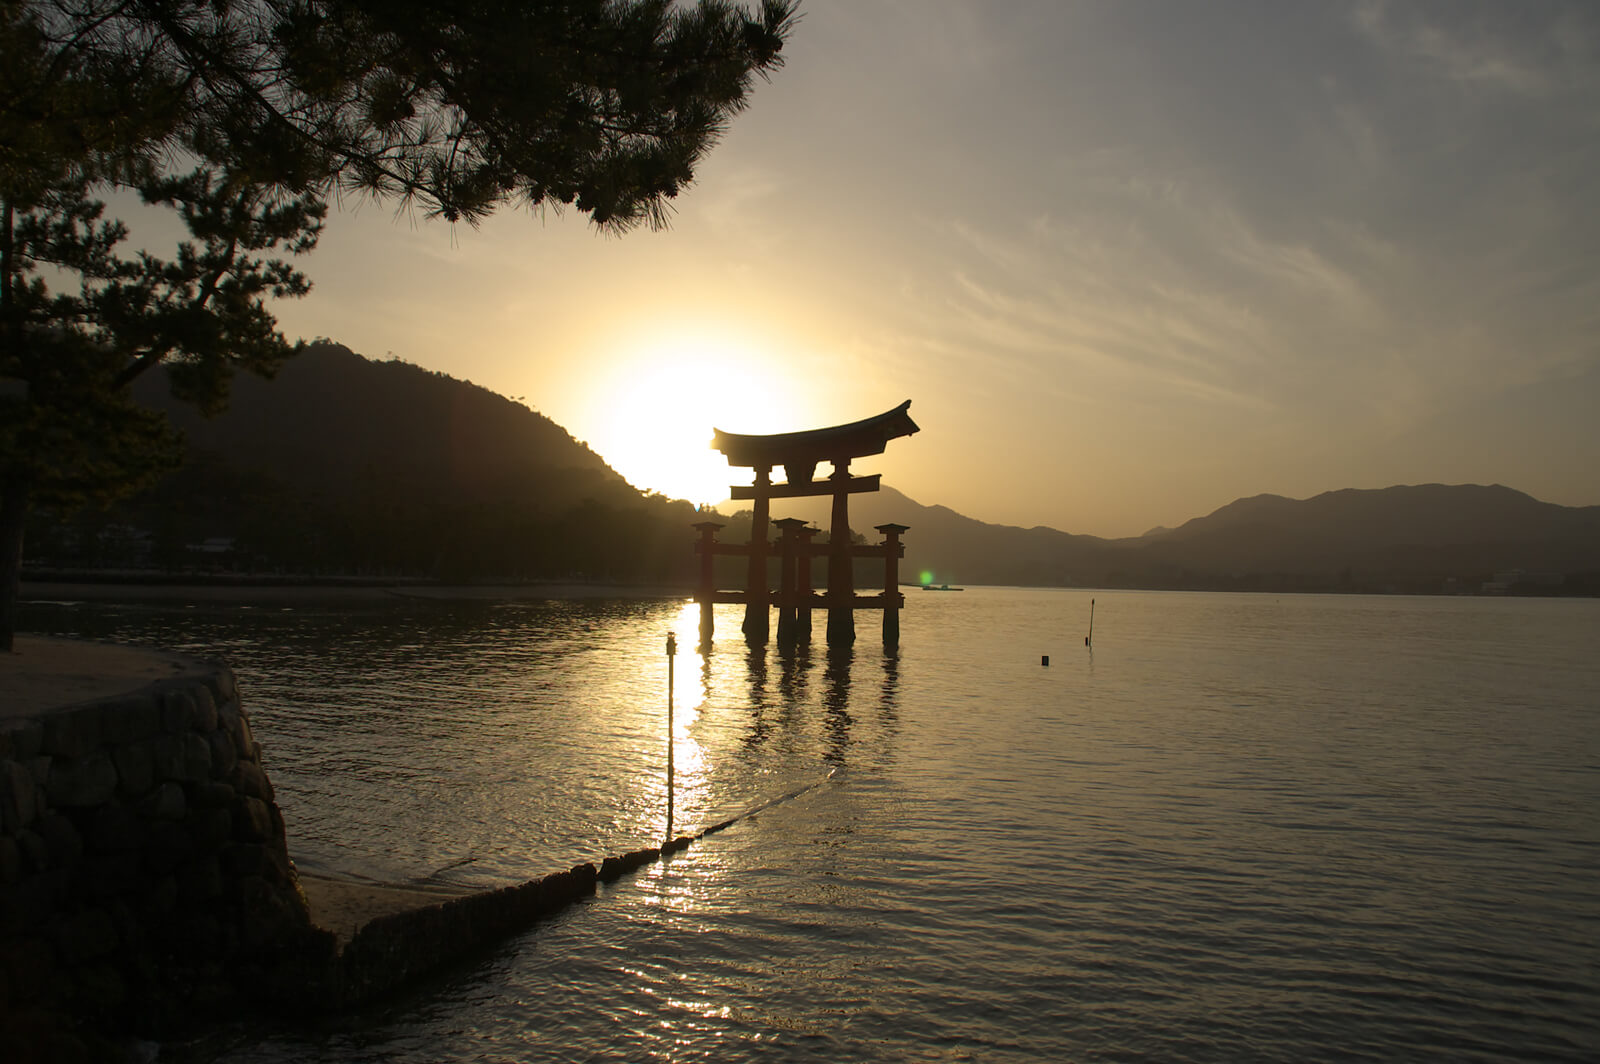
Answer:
xmin=27 ymin=343 xmax=1600 ymax=594
xmin=137 ymin=340 xmax=627 ymax=507
xmin=729 ymin=483 xmax=1600 ymax=594
xmin=1138 ymin=485 xmax=1600 ymax=584
xmin=28 ymin=342 xmax=702 ymax=583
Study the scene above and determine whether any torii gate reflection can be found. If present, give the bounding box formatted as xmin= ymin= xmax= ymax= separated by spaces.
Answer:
xmin=692 ymin=401 xmax=919 ymax=649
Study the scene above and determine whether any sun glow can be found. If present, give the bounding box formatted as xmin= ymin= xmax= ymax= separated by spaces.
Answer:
xmin=584 ymin=331 xmax=813 ymax=505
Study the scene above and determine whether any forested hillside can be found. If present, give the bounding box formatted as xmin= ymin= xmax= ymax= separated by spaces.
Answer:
xmin=26 ymin=342 xmax=1599 ymax=595
xmin=25 ymin=343 xmax=704 ymax=584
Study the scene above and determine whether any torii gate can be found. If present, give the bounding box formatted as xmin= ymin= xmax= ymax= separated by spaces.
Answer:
xmin=693 ymin=401 xmax=918 ymax=648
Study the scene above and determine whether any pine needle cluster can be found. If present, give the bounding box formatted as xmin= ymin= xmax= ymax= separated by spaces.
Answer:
xmin=0 ymin=0 xmax=797 ymax=647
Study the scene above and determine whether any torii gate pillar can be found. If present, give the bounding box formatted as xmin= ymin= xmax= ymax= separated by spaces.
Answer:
xmin=700 ymin=401 xmax=920 ymax=648
xmin=826 ymin=458 xmax=856 ymax=645
xmin=773 ymin=517 xmax=809 ymax=646
xmin=877 ymin=523 xmax=909 ymax=648
xmin=742 ymin=467 xmax=772 ymax=643
xmin=692 ymin=520 xmax=723 ymax=648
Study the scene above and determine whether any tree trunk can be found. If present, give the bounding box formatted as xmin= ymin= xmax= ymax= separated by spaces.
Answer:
xmin=0 ymin=477 xmax=26 ymax=653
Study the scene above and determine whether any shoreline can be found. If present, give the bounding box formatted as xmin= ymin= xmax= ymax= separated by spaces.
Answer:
xmin=20 ymin=579 xmax=694 ymax=605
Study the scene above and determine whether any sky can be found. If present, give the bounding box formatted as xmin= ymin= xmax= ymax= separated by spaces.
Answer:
xmin=263 ymin=0 xmax=1598 ymax=539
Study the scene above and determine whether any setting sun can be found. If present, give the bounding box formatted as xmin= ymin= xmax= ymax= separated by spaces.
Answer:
xmin=11 ymin=3 xmax=1600 ymax=1060
xmin=582 ymin=331 xmax=815 ymax=505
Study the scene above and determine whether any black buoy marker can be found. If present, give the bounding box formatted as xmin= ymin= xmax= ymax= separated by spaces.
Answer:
xmin=1086 ymin=598 xmax=1095 ymax=648
xmin=1041 ymin=655 xmax=1050 ymax=666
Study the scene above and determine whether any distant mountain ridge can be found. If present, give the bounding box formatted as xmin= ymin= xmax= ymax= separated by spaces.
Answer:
xmin=28 ymin=342 xmax=1599 ymax=594
xmin=745 ymin=483 xmax=1600 ymax=594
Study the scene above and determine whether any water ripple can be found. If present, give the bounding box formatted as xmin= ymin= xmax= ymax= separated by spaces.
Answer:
xmin=21 ymin=590 xmax=1600 ymax=1061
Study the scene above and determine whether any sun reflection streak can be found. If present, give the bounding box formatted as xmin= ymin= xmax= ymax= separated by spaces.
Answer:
xmin=670 ymin=602 xmax=709 ymax=727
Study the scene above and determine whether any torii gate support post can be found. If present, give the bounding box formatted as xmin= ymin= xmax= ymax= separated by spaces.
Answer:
xmin=742 ymin=466 xmax=772 ymax=645
xmin=826 ymin=458 xmax=855 ymax=646
xmin=774 ymin=518 xmax=807 ymax=647
xmin=692 ymin=521 xmax=724 ymax=647
xmin=708 ymin=400 xmax=919 ymax=651
xmin=876 ymin=523 xmax=909 ymax=648
xmin=798 ymin=525 xmax=818 ymax=643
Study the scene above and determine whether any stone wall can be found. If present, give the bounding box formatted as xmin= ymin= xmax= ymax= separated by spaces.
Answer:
xmin=0 ymin=661 xmax=317 ymax=1053
xmin=0 ymin=648 xmax=747 ymax=1058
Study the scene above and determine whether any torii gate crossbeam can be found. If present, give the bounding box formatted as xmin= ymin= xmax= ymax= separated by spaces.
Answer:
xmin=695 ymin=401 xmax=918 ymax=648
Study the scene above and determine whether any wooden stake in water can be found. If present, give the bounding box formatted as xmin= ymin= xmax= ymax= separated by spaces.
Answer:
xmin=665 ymin=631 xmax=676 ymax=842
xmin=1086 ymin=598 xmax=1095 ymax=648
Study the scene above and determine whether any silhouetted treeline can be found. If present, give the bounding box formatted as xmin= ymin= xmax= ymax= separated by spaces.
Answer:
xmin=24 ymin=343 xmax=704 ymax=585
xmin=26 ymin=343 xmax=1600 ymax=596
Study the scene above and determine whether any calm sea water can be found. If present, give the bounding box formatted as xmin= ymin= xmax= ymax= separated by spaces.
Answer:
xmin=22 ymin=588 xmax=1600 ymax=1062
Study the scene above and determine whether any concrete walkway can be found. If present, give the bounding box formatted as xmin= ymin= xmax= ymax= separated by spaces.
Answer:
xmin=2 ymin=635 xmax=450 ymax=942
xmin=1 ymin=635 xmax=201 ymax=717
xmin=296 ymin=875 xmax=470 ymax=945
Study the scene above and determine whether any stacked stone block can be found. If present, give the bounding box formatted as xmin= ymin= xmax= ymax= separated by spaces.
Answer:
xmin=0 ymin=664 xmax=315 ymax=1045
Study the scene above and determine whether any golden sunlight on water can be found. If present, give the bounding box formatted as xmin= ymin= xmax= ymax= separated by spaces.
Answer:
xmin=22 ymin=591 xmax=1599 ymax=1062
xmin=653 ymin=601 xmax=712 ymax=840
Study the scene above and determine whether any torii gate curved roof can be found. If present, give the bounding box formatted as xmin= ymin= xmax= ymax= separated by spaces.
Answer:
xmin=711 ymin=400 xmax=919 ymax=469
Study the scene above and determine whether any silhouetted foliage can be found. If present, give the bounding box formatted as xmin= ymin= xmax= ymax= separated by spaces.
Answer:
xmin=26 ymin=343 xmax=704 ymax=585
xmin=1 ymin=0 xmax=797 ymax=645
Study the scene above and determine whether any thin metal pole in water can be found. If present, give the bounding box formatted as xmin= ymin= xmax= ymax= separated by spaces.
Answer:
xmin=1086 ymin=598 xmax=1095 ymax=648
xmin=665 ymin=631 xmax=676 ymax=841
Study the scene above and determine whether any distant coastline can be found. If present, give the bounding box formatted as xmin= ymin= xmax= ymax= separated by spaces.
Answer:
xmin=25 ymin=347 xmax=1595 ymax=599
xmin=22 ymin=575 xmax=1598 ymax=607
xmin=20 ymin=578 xmax=694 ymax=605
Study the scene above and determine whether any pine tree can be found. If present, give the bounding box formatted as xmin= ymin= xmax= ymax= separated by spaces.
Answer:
xmin=0 ymin=0 xmax=796 ymax=648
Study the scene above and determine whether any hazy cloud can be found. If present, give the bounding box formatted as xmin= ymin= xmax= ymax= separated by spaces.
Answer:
xmin=267 ymin=0 xmax=1600 ymax=535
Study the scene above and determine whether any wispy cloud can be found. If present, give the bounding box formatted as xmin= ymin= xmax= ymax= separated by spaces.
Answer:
xmin=1351 ymin=0 xmax=1596 ymax=97
xmin=269 ymin=1 xmax=1600 ymax=533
